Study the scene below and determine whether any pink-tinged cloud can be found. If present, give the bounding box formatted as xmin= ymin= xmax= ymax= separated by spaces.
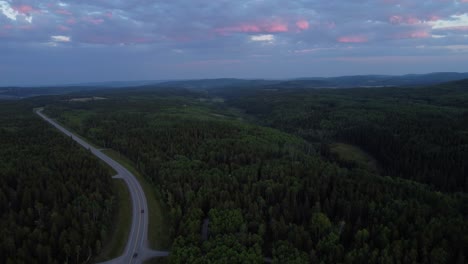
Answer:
xmin=66 ymin=18 xmax=77 ymax=25
xmin=395 ymin=30 xmax=430 ymax=39
xmin=216 ymin=21 xmax=289 ymax=34
xmin=409 ymin=31 xmax=430 ymax=38
xmin=338 ymin=35 xmax=368 ymax=43
xmin=406 ymin=16 xmax=420 ymax=25
xmin=429 ymin=15 xmax=440 ymax=21
xmin=56 ymin=9 xmax=72 ymax=16
xmin=105 ymin=12 xmax=113 ymax=19
xmin=219 ymin=24 xmax=261 ymax=33
xmin=3 ymin=24 xmax=13 ymax=30
xmin=13 ymin=5 xmax=37 ymax=14
xmin=265 ymin=23 xmax=288 ymax=32
xmin=389 ymin=15 xmax=404 ymax=24
xmin=296 ymin=20 xmax=310 ymax=30
xmin=84 ymin=17 xmax=104 ymax=25
xmin=58 ymin=25 xmax=70 ymax=31
xmin=389 ymin=15 xmax=420 ymax=25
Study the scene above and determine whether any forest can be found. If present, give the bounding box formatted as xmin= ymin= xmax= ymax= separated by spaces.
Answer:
xmin=42 ymin=83 xmax=468 ymax=264
xmin=218 ymin=80 xmax=468 ymax=193
xmin=0 ymin=100 xmax=116 ymax=264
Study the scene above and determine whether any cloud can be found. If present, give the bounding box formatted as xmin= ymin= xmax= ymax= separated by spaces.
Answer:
xmin=2 ymin=0 xmax=468 ymax=85
xmin=14 ymin=5 xmax=35 ymax=14
xmin=430 ymin=14 xmax=468 ymax=31
xmin=51 ymin=35 xmax=70 ymax=42
xmin=251 ymin=34 xmax=275 ymax=42
xmin=389 ymin=15 xmax=421 ymax=25
xmin=395 ymin=30 xmax=430 ymax=39
xmin=296 ymin=20 xmax=309 ymax=30
xmin=0 ymin=1 xmax=36 ymax=23
xmin=55 ymin=9 xmax=72 ymax=16
xmin=0 ymin=1 xmax=19 ymax=21
xmin=444 ymin=45 xmax=468 ymax=52
xmin=216 ymin=21 xmax=289 ymax=34
xmin=2 ymin=0 xmax=466 ymax=47
xmin=338 ymin=35 xmax=368 ymax=43
xmin=83 ymin=17 xmax=104 ymax=25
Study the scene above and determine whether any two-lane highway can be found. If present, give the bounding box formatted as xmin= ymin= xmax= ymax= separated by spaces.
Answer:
xmin=36 ymin=109 xmax=169 ymax=264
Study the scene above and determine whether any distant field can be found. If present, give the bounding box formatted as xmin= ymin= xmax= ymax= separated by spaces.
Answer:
xmin=69 ymin=97 xmax=107 ymax=102
xmin=330 ymin=143 xmax=379 ymax=173
xmin=0 ymin=95 xmax=20 ymax=100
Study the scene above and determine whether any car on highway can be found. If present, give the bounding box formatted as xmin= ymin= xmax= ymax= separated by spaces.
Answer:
xmin=141 ymin=209 xmax=144 ymax=213
xmin=133 ymin=253 xmax=138 ymax=258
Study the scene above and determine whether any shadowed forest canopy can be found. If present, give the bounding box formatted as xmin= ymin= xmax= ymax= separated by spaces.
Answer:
xmin=218 ymin=82 xmax=468 ymax=192
xmin=0 ymin=101 xmax=115 ymax=264
xmin=42 ymin=84 xmax=468 ymax=264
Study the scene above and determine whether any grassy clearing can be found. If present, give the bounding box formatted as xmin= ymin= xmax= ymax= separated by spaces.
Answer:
xmin=330 ymin=143 xmax=379 ymax=173
xmin=56 ymin=110 xmax=93 ymax=129
xmin=95 ymin=179 xmax=132 ymax=262
xmin=102 ymin=149 xmax=172 ymax=250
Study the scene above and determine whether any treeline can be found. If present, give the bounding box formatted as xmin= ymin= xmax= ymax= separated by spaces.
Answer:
xmin=221 ymin=83 xmax=468 ymax=192
xmin=46 ymin=90 xmax=468 ymax=263
xmin=0 ymin=102 xmax=115 ymax=263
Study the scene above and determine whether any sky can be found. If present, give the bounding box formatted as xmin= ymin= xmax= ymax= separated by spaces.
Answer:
xmin=1 ymin=0 xmax=468 ymax=86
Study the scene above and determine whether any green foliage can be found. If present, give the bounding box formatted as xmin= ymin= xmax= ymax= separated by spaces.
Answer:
xmin=272 ymin=241 xmax=308 ymax=264
xmin=0 ymin=102 xmax=115 ymax=263
xmin=209 ymin=209 xmax=244 ymax=235
xmin=44 ymin=87 xmax=468 ymax=263
xmin=223 ymin=84 xmax=468 ymax=192
xmin=309 ymin=212 xmax=332 ymax=241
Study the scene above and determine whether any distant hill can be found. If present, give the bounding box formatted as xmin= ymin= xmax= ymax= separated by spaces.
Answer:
xmin=157 ymin=72 xmax=468 ymax=90
xmin=441 ymin=78 xmax=468 ymax=87
xmin=288 ymin=72 xmax=468 ymax=88
xmin=0 ymin=86 xmax=105 ymax=100
xmin=62 ymin=80 xmax=171 ymax=88
xmin=155 ymin=78 xmax=280 ymax=89
xmin=2 ymin=72 xmax=468 ymax=100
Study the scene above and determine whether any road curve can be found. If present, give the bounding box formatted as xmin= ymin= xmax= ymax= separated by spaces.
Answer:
xmin=35 ymin=109 xmax=169 ymax=264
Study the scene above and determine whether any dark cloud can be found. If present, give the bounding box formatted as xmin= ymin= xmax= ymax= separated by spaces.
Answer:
xmin=1 ymin=0 xmax=468 ymax=85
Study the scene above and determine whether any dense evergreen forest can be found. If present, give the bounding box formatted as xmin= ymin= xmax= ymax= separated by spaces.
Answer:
xmin=44 ymin=85 xmax=468 ymax=264
xmin=0 ymin=101 xmax=116 ymax=263
xmin=218 ymin=80 xmax=468 ymax=193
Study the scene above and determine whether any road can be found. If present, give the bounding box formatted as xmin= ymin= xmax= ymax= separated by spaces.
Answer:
xmin=36 ymin=109 xmax=169 ymax=264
